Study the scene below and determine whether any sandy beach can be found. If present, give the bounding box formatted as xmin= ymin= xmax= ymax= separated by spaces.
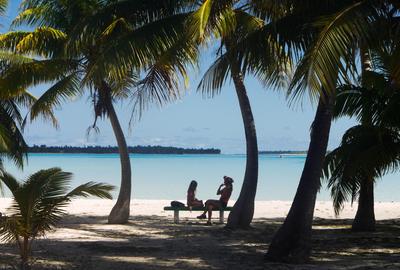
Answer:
xmin=0 ymin=199 xmax=399 ymax=269
xmin=2 ymin=198 xmax=399 ymax=220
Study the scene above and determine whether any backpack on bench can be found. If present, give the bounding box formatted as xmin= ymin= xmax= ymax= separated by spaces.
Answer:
xmin=170 ymin=201 xmax=185 ymax=208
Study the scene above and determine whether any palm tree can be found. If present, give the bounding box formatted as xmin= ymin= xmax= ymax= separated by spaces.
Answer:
xmin=191 ymin=0 xmax=288 ymax=229
xmin=196 ymin=3 xmax=260 ymax=230
xmin=324 ymin=125 xmax=400 ymax=231
xmin=0 ymin=167 xmax=114 ymax=269
xmin=323 ymin=42 xmax=400 ymax=231
xmin=258 ymin=0 xmax=386 ymax=262
xmin=0 ymin=0 xmax=197 ymax=224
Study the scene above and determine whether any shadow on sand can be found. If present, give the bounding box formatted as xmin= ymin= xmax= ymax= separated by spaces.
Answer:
xmin=0 ymin=215 xmax=399 ymax=269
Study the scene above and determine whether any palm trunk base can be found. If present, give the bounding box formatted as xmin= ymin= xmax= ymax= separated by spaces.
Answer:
xmin=266 ymin=247 xmax=311 ymax=264
xmin=352 ymin=177 xmax=375 ymax=232
xmin=226 ymin=199 xmax=255 ymax=229
xmin=265 ymin=212 xmax=313 ymax=263
xmin=20 ymin=262 xmax=30 ymax=270
xmin=352 ymin=215 xmax=375 ymax=232
xmin=20 ymin=256 xmax=30 ymax=270
xmin=108 ymin=200 xmax=130 ymax=224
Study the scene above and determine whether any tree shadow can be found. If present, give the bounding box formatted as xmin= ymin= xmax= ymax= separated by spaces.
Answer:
xmin=0 ymin=215 xmax=398 ymax=269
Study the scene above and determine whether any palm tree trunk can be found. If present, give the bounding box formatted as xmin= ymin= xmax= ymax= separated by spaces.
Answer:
xmin=352 ymin=46 xmax=375 ymax=232
xmin=352 ymin=176 xmax=375 ymax=231
xmin=226 ymin=54 xmax=259 ymax=229
xmin=100 ymin=82 xmax=132 ymax=224
xmin=20 ymin=236 xmax=30 ymax=270
xmin=266 ymin=94 xmax=334 ymax=263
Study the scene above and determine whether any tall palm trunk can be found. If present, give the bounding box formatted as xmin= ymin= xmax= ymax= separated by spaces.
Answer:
xmin=100 ymin=82 xmax=132 ymax=224
xmin=226 ymin=53 xmax=259 ymax=229
xmin=266 ymin=94 xmax=333 ymax=262
xmin=352 ymin=47 xmax=375 ymax=231
xmin=352 ymin=175 xmax=375 ymax=231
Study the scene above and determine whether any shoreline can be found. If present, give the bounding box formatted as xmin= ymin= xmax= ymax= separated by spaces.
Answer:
xmin=1 ymin=198 xmax=399 ymax=220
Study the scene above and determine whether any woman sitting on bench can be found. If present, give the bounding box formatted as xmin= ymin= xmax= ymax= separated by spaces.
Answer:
xmin=197 ymin=176 xmax=233 ymax=225
xmin=187 ymin=180 xmax=204 ymax=208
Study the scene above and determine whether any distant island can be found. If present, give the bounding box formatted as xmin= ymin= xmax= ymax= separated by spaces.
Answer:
xmin=259 ymin=150 xmax=307 ymax=155
xmin=28 ymin=145 xmax=221 ymax=154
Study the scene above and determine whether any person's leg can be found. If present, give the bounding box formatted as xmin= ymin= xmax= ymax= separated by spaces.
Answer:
xmin=205 ymin=200 xmax=220 ymax=224
xmin=197 ymin=200 xmax=211 ymax=218
xmin=207 ymin=203 xmax=213 ymax=223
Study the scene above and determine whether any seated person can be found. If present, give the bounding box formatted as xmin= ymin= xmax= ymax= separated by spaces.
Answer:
xmin=197 ymin=176 xmax=233 ymax=225
xmin=187 ymin=180 xmax=203 ymax=208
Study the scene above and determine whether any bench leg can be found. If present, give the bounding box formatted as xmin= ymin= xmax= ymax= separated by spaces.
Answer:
xmin=219 ymin=210 xmax=224 ymax=224
xmin=174 ymin=210 xmax=179 ymax=224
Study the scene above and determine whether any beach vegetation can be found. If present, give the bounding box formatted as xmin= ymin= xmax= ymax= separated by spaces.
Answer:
xmin=0 ymin=167 xmax=114 ymax=269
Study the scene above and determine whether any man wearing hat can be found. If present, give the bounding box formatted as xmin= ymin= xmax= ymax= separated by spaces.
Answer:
xmin=197 ymin=176 xmax=234 ymax=225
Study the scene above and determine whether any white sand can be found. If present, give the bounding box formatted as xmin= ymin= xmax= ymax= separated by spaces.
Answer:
xmin=1 ymin=198 xmax=399 ymax=269
xmin=1 ymin=198 xmax=399 ymax=220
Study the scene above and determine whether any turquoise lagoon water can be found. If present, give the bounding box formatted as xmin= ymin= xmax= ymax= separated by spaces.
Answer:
xmin=3 ymin=153 xmax=399 ymax=201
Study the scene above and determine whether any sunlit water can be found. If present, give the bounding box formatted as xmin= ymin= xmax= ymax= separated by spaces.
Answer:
xmin=2 ymin=153 xmax=399 ymax=201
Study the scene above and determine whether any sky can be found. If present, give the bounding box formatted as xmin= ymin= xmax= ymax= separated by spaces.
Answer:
xmin=2 ymin=1 xmax=356 ymax=154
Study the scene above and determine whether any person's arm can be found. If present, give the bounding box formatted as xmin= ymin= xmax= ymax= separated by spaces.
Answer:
xmin=217 ymin=184 xmax=224 ymax=195
xmin=187 ymin=191 xmax=194 ymax=205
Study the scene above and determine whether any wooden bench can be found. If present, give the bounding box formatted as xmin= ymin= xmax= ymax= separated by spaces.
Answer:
xmin=163 ymin=206 xmax=233 ymax=224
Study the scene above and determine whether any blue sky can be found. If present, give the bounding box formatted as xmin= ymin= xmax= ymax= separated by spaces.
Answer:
xmin=3 ymin=1 xmax=356 ymax=154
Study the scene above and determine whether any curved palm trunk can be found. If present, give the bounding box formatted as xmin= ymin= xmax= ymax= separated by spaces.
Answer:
xmin=226 ymin=56 xmax=259 ymax=229
xmin=266 ymin=95 xmax=333 ymax=263
xmin=100 ymin=82 xmax=132 ymax=224
xmin=352 ymin=176 xmax=375 ymax=231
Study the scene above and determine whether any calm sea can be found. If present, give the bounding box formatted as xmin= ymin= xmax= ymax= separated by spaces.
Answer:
xmin=2 ymin=153 xmax=399 ymax=201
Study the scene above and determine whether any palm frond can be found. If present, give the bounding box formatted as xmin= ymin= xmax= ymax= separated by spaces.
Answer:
xmin=0 ymin=51 xmax=34 ymax=65
xmin=191 ymin=0 xmax=213 ymax=39
xmin=0 ymin=59 xmax=78 ymax=98
xmin=11 ymin=5 xmax=51 ymax=28
xmin=0 ymin=171 xmax=21 ymax=195
xmin=82 ymin=13 xmax=192 ymax=85
xmin=132 ymin=29 xmax=199 ymax=118
xmin=0 ymin=101 xmax=28 ymax=168
xmin=29 ymin=72 xmax=82 ymax=127
xmin=66 ymin=182 xmax=114 ymax=200
xmin=197 ymin=53 xmax=231 ymax=97
xmin=0 ymin=0 xmax=6 ymax=16
xmin=323 ymin=125 xmax=400 ymax=215
xmin=288 ymin=1 xmax=379 ymax=102
xmin=188 ymin=0 xmax=234 ymax=41
xmin=0 ymin=28 xmax=66 ymax=58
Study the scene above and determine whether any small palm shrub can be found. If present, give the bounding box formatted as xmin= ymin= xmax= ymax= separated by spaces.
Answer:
xmin=0 ymin=167 xmax=114 ymax=269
